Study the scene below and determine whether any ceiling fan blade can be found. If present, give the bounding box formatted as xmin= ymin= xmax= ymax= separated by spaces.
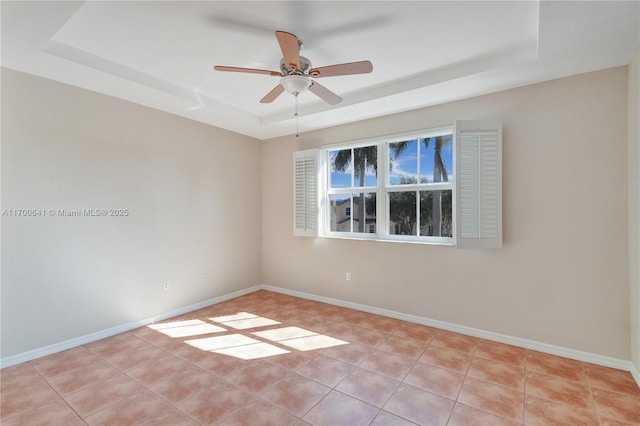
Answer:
xmin=260 ymin=84 xmax=285 ymax=103
xmin=309 ymin=61 xmax=373 ymax=78
xmin=214 ymin=66 xmax=281 ymax=77
xmin=309 ymin=81 xmax=342 ymax=105
xmin=275 ymin=30 xmax=301 ymax=71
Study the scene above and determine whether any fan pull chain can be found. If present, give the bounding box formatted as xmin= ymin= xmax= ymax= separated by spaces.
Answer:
xmin=295 ymin=93 xmax=300 ymax=138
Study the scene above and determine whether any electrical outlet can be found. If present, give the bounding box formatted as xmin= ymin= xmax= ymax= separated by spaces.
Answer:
xmin=163 ymin=281 xmax=170 ymax=291
xmin=346 ymin=272 xmax=351 ymax=281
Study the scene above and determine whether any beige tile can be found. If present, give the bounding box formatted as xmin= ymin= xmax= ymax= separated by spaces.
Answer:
xmin=178 ymin=383 xmax=255 ymax=424
xmin=149 ymin=368 xmax=223 ymax=404
xmin=474 ymin=341 xmax=526 ymax=368
xmin=144 ymin=411 xmax=198 ymax=425
xmin=296 ymin=354 xmax=353 ymax=387
xmin=526 ymin=350 xmax=586 ymax=383
xmin=466 ymin=357 xmax=525 ymax=391
xmin=103 ymin=345 xmax=168 ymax=371
xmin=598 ymin=416 xmax=638 ymax=426
xmin=360 ymin=350 xmax=414 ymax=381
xmin=336 ymin=367 xmax=400 ymax=407
xmin=360 ymin=315 xmax=403 ymax=333
xmin=525 ymin=395 xmax=598 ymax=426
xmin=330 ymin=309 xmax=370 ymax=326
xmin=403 ymin=362 xmax=464 ymax=399
xmin=1 ymin=362 xmax=37 ymax=377
xmin=303 ymin=390 xmax=379 ymax=426
xmin=430 ymin=332 xmax=478 ymax=354
xmin=378 ymin=335 xmax=427 ymax=360
xmin=321 ymin=341 xmax=374 ymax=365
xmin=85 ymin=333 xmax=149 ymax=359
xmin=227 ymin=361 xmax=289 ymax=393
xmin=370 ymin=410 xmax=418 ymax=426
xmin=84 ymin=390 xmax=174 ymax=425
xmin=0 ymin=381 xmax=61 ymax=419
xmin=126 ymin=355 xmax=192 ymax=386
xmin=310 ymin=319 xmax=356 ymax=338
xmin=1 ymin=399 xmax=81 ymax=426
xmin=383 ymin=383 xmax=454 ymax=426
xmin=194 ymin=351 xmax=251 ymax=376
xmin=47 ymin=360 xmax=123 ymax=396
xmin=457 ymin=377 xmax=524 ymax=423
xmin=64 ymin=376 xmax=145 ymax=418
xmin=392 ymin=323 xmax=438 ymax=343
xmin=221 ymin=399 xmax=298 ymax=426
xmin=525 ymin=371 xmax=593 ymax=410
xmin=261 ymin=373 xmax=330 ymax=417
xmin=265 ymin=350 xmax=318 ymax=370
xmin=0 ymin=365 xmax=49 ymax=395
xmin=343 ymin=327 xmax=389 ymax=347
xmin=592 ymin=388 xmax=640 ymax=424
xmin=448 ymin=402 xmax=520 ymax=426
xmin=585 ymin=364 xmax=640 ymax=396
xmin=418 ymin=345 xmax=473 ymax=373
xmin=30 ymin=346 xmax=103 ymax=379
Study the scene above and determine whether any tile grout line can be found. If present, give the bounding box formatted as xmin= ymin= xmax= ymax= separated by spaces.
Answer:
xmin=582 ymin=362 xmax=605 ymax=426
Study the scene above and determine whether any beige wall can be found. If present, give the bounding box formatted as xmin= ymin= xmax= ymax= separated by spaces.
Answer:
xmin=1 ymin=64 xmax=633 ymax=363
xmin=1 ymin=68 xmax=262 ymax=358
xmin=262 ymin=66 xmax=630 ymax=359
xmin=629 ymin=49 xmax=640 ymax=370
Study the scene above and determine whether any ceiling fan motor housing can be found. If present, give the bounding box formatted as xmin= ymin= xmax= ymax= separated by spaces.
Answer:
xmin=280 ymin=56 xmax=312 ymax=75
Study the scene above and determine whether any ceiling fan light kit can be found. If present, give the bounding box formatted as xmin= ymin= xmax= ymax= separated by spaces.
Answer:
xmin=280 ymin=75 xmax=311 ymax=95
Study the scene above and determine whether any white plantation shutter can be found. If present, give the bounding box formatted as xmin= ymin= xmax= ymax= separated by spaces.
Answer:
xmin=293 ymin=149 xmax=319 ymax=236
xmin=456 ymin=120 xmax=502 ymax=249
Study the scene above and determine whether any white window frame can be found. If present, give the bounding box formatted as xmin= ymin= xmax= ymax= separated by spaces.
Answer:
xmin=321 ymin=140 xmax=381 ymax=241
xmin=319 ymin=126 xmax=456 ymax=245
xmin=295 ymin=120 xmax=502 ymax=249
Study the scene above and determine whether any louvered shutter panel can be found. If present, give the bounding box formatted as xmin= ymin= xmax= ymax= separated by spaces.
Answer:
xmin=293 ymin=149 xmax=318 ymax=236
xmin=455 ymin=120 xmax=502 ymax=249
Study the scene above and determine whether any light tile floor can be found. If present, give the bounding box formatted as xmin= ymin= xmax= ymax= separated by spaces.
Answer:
xmin=2 ymin=290 xmax=639 ymax=425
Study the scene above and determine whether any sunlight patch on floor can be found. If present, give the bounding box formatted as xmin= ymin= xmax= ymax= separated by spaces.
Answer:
xmin=149 ymin=311 xmax=350 ymax=360
xmin=210 ymin=312 xmax=282 ymax=330
xmin=148 ymin=319 xmax=227 ymax=338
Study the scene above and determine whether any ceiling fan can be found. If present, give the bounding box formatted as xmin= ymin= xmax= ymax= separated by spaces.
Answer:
xmin=214 ymin=30 xmax=373 ymax=105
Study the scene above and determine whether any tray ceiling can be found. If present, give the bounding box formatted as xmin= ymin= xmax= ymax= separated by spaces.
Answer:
xmin=2 ymin=1 xmax=638 ymax=139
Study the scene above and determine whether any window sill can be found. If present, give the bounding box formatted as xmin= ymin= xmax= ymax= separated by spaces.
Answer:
xmin=320 ymin=234 xmax=455 ymax=247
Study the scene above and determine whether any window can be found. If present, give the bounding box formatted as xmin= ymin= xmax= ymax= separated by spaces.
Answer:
xmin=387 ymin=136 xmax=453 ymax=240
xmin=293 ymin=120 xmax=502 ymax=248
xmin=327 ymin=145 xmax=378 ymax=235
xmin=322 ymin=129 xmax=454 ymax=244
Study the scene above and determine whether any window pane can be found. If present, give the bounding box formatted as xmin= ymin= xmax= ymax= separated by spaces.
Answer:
xmin=389 ymin=191 xmax=417 ymax=235
xmin=330 ymin=193 xmax=377 ymax=234
xmin=329 ymin=149 xmax=351 ymax=188
xmin=329 ymin=194 xmax=351 ymax=232
xmin=389 ymin=140 xmax=417 ymax=185
xmin=353 ymin=192 xmax=376 ymax=234
xmin=419 ymin=190 xmax=453 ymax=237
xmin=353 ymin=146 xmax=378 ymax=187
xmin=420 ymin=135 xmax=453 ymax=183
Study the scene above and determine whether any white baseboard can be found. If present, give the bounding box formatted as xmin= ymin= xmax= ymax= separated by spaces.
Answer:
xmin=0 ymin=285 xmax=261 ymax=369
xmin=260 ymin=284 xmax=640 ymax=386
xmin=631 ymin=363 xmax=640 ymax=386
xmin=3 ymin=283 xmax=640 ymax=392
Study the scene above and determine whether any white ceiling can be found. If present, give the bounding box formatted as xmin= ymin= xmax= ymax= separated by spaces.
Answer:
xmin=2 ymin=1 xmax=638 ymax=140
